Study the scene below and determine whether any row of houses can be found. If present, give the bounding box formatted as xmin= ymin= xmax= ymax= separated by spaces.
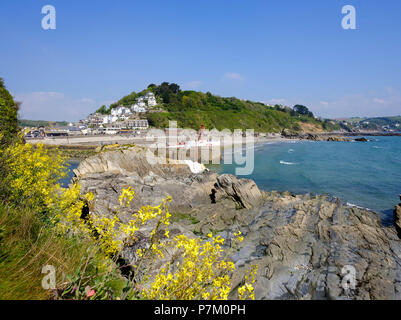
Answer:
xmin=77 ymin=92 xmax=158 ymax=133
xmin=82 ymin=113 xmax=149 ymax=130
xmin=24 ymin=115 xmax=149 ymax=138
xmin=98 ymin=119 xmax=149 ymax=135
xmin=24 ymin=93 xmax=218 ymax=138
xmin=108 ymin=92 xmax=158 ymax=119
xmin=24 ymin=119 xmax=149 ymax=138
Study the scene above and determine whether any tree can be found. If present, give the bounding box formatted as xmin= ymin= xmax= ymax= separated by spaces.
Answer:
xmin=293 ymin=105 xmax=314 ymax=118
xmin=154 ymin=82 xmax=181 ymax=102
xmin=0 ymin=77 xmax=19 ymax=145
xmin=97 ymin=105 xmax=109 ymax=114
xmin=169 ymin=83 xmax=181 ymax=94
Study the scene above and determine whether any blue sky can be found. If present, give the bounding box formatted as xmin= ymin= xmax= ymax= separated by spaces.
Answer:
xmin=0 ymin=0 xmax=400 ymax=121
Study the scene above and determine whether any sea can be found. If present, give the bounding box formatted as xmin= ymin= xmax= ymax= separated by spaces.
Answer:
xmin=212 ymin=136 xmax=401 ymax=225
xmin=63 ymin=136 xmax=401 ymax=226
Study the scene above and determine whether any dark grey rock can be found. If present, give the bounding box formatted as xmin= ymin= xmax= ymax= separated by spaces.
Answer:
xmin=74 ymin=146 xmax=401 ymax=300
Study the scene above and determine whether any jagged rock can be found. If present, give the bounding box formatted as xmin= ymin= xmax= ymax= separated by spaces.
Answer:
xmin=229 ymin=192 xmax=401 ymax=300
xmin=355 ymin=137 xmax=368 ymax=142
xmin=326 ymin=136 xmax=348 ymax=142
xmin=304 ymin=133 xmax=319 ymax=141
xmin=281 ymin=129 xmax=299 ymax=138
xmin=301 ymin=135 xmax=348 ymax=142
xmin=73 ymin=145 xmax=205 ymax=179
xmin=74 ymin=147 xmax=265 ymax=231
xmin=212 ymin=174 xmax=265 ymax=209
xmin=394 ymin=195 xmax=401 ymax=237
xmin=283 ymin=132 xmax=350 ymax=142
xmin=74 ymin=146 xmax=401 ymax=300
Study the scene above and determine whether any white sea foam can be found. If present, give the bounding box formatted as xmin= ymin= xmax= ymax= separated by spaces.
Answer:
xmin=280 ymin=160 xmax=298 ymax=165
xmin=346 ymin=202 xmax=372 ymax=211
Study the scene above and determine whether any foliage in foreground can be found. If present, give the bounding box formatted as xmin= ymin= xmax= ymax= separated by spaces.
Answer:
xmin=0 ymin=136 xmax=257 ymax=300
xmin=0 ymin=78 xmax=19 ymax=145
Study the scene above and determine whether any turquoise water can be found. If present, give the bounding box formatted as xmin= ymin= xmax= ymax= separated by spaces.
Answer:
xmin=63 ymin=137 xmax=401 ymax=225
xmin=215 ymin=136 xmax=401 ymax=225
xmin=61 ymin=161 xmax=79 ymax=188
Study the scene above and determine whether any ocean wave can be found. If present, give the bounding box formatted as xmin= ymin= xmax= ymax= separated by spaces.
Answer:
xmin=280 ymin=160 xmax=298 ymax=165
xmin=288 ymin=149 xmax=295 ymax=153
xmin=372 ymin=146 xmax=382 ymax=149
xmin=346 ymin=202 xmax=372 ymax=211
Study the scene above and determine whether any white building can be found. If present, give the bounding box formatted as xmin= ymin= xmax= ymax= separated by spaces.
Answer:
xmin=111 ymin=106 xmax=132 ymax=117
xmin=132 ymin=104 xmax=147 ymax=113
xmin=81 ymin=128 xmax=92 ymax=135
xmin=126 ymin=119 xmax=149 ymax=130
xmin=132 ymin=93 xmax=158 ymax=112
xmin=146 ymin=92 xmax=157 ymax=107
xmin=87 ymin=113 xmax=104 ymax=126
xmin=137 ymin=97 xmax=146 ymax=108
xmin=102 ymin=115 xmax=119 ymax=124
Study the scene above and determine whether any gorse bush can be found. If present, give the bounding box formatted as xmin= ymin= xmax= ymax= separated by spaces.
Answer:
xmin=141 ymin=232 xmax=255 ymax=300
xmin=54 ymin=181 xmax=257 ymax=300
xmin=1 ymin=139 xmax=68 ymax=209
xmin=0 ymin=136 xmax=257 ymax=300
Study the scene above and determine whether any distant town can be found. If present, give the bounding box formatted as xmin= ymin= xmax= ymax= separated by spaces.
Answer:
xmin=23 ymin=92 xmax=160 ymax=138
xmin=20 ymin=83 xmax=401 ymax=141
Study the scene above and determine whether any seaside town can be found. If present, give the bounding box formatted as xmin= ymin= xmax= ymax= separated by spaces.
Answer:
xmin=23 ymin=92 xmax=159 ymax=138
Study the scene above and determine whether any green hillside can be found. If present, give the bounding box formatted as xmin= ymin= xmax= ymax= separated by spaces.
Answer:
xmin=98 ymin=82 xmax=339 ymax=132
xmin=342 ymin=116 xmax=401 ymax=131
xmin=19 ymin=119 xmax=69 ymax=128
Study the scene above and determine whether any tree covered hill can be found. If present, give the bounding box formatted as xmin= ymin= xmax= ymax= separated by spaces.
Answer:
xmin=338 ymin=116 xmax=401 ymax=132
xmin=97 ymin=82 xmax=339 ymax=132
xmin=18 ymin=119 xmax=69 ymax=128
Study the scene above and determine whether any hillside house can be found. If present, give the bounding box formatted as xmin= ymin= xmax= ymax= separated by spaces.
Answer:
xmin=111 ymin=106 xmax=132 ymax=117
xmin=126 ymin=119 xmax=149 ymax=130
xmin=132 ymin=104 xmax=147 ymax=113
xmin=146 ymin=92 xmax=157 ymax=107
xmin=87 ymin=113 xmax=104 ymax=126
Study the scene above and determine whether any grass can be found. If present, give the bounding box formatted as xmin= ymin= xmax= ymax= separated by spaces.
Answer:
xmin=0 ymin=203 xmax=95 ymax=300
xmin=170 ymin=212 xmax=200 ymax=225
xmin=39 ymin=144 xmax=98 ymax=161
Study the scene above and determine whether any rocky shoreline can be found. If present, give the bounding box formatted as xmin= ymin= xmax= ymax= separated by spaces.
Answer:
xmin=281 ymin=129 xmax=401 ymax=142
xmin=281 ymin=129 xmax=371 ymax=142
xmin=73 ymin=145 xmax=401 ymax=300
